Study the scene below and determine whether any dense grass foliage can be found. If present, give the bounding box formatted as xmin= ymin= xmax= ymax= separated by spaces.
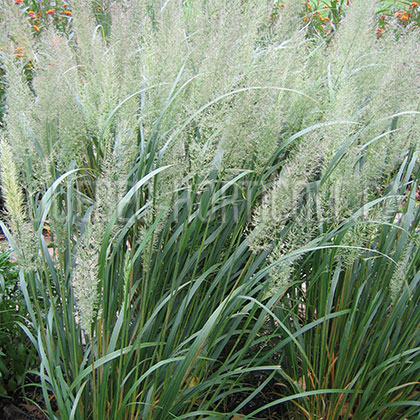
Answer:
xmin=0 ymin=0 xmax=419 ymax=419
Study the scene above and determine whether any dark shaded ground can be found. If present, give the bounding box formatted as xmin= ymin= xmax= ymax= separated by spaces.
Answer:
xmin=0 ymin=397 xmax=47 ymax=420
xmin=224 ymin=378 xmax=288 ymax=419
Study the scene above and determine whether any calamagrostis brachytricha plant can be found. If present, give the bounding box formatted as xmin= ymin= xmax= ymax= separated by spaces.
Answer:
xmin=0 ymin=0 xmax=419 ymax=419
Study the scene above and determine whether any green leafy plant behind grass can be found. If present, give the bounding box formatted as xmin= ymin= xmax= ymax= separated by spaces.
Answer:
xmin=0 ymin=248 xmax=38 ymax=397
xmin=0 ymin=0 xmax=419 ymax=419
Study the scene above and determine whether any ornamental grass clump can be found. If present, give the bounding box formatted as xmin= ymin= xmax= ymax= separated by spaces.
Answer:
xmin=0 ymin=0 xmax=419 ymax=419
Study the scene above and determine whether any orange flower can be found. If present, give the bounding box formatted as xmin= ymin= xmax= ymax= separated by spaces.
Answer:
xmin=16 ymin=47 xmax=24 ymax=52
xmin=400 ymin=15 xmax=409 ymax=21
xmin=32 ymin=25 xmax=40 ymax=32
xmin=14 ymin=53 xmax=24 ymax=58
xmin=411 ymin=2 xmax=419 ymax=7
xmin=46 ymin=8 xmax=55 ymax=14
xmin=15 ymin=0 xmax=23 ymax=4
xmin=304 ymin=16 xmax=308 ymax=21
xmin=279 ymin=2 xmax=285 ymax=6
xmin=377 ymin=28 xmax=383 ymax=35
xmin=323 ymin=17 xmax=330 ymax=22
xmin=28 ymin=10 xmax=35 ymax=16
xmin=63 ymin=10 xmax=72 ymax=16
xmin=62 ymin=3 xmax=68 ymax=7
